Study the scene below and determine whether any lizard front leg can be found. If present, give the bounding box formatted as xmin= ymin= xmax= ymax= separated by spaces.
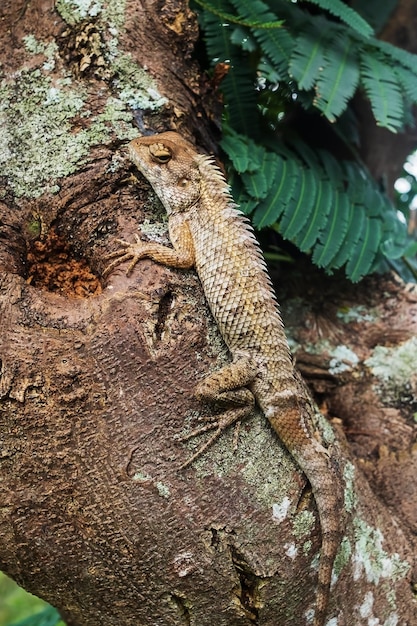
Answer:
xmin=103 ymin=217 xmax=195 ymax=276
xmin=180 ymin=356 xmax=258 ymax=468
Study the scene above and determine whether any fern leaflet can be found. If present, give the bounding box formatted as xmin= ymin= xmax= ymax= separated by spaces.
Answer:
xmin=360 ymin=48 xmax=405 ymax=131
xmin=312 ymin=193 xmax=351 ymax=267
xmin=303 ymin=0 xmax=373 ymax=38
xmin=314 ymin=34 xmax=360 ymax=122
xmin=289 ymin=19 xmax=332 ymax=90
xmin=193 ymin=0 xmax=284 ymax=28
xmin=346 ymin=217 xmax=383 ymax=281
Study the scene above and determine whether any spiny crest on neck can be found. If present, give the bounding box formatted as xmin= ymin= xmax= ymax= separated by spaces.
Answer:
xmin=194 ymin=154 xmax=235 ymax=207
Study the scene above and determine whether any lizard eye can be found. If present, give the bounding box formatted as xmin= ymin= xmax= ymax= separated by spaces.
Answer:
xmin=149 ymin=143 xmax=172 ymax=164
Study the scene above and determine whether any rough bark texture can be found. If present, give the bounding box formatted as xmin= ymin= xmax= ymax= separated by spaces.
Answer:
xmin=0 ymin=1 xmax=416 ymax=625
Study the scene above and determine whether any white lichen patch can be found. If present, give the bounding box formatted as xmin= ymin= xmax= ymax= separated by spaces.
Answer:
xmin=303 ymin=339 xmax=359 ymax=376
xmin=55 ymin=0 xmax=104 ymax=23
xmin=343 ymin=462 xmax=357 ymax=513
xmin=272 ymin=496 xmax=292 ymax=523
xmin=111 ymin=51 xmax=168 ymax=111
xmin=336 ymin=305 xmax=376 ymax=324
xmin=358 ymin=592 xmax=399 ymax=626
xmin=328 ymin=345 xmax=359 ymax=375
xmin=352 ymin=518 xmax=409 ymax=586
xmin=132 ymin=471 xmax=151 ymax=482
xmin=155 ymin=481 xmax=171 ymax=499
xmin=0 ymin=68 xmax=138 ymax=197
xmin=364 ymin=337 xmax=417 ymax=388
xmin=359 ymin=590 xmax=375 ymax=618
xmin=23 ymin=35 xmax=59 ymax=71
xmin=284 ymin=543 xmax=298 ymax=559
xmin=132 ymin=473 xmax=170 ymax=498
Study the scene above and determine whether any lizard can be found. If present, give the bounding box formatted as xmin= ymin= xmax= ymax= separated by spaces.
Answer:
xmin=104 ymin=131 xmax=344 ymax=626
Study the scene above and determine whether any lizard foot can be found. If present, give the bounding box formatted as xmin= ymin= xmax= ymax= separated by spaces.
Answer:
xmin=178 ymin=405 xmax=252 ymax=470
xmin=103 ymin=234 xmax=145 ymax=277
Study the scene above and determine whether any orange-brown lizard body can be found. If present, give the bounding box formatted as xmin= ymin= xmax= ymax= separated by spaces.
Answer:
xmin=106 ymin=132 xmax=343 ymax=626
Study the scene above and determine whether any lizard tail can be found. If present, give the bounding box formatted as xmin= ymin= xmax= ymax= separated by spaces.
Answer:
xmin=295 ymin=443 xmax=343 ymax=626
xmin=312 ymin=478 xmax=342 ymax=626
xmin=271 ymin=404 xmax=343 ymax=626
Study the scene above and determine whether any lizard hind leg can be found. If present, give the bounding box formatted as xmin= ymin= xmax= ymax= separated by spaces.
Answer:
xmin=179 ymin=356 xmax=258 ymax=469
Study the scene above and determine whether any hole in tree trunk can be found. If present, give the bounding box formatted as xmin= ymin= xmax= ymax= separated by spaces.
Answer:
xmin=26 ymin=227 xmax=102 ymax=298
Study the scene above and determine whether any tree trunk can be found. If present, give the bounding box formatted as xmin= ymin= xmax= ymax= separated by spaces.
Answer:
xmin=0 ymin=1 xmax=416 ymax=625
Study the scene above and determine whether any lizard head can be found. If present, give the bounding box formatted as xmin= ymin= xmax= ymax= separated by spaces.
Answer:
xmin=128 ymin=132 xmax=202 ymax=214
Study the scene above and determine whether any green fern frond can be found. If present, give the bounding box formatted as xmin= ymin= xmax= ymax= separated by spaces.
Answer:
xmin=228 ymin=0 xmax=295 ymax=76
xmin=279 ymin=166 xmax=318 ymax=239
xmin=193 ymin=0 xmax=284 ymax=28
xmin=394 ymin=66 xmax=417 ymax=102
xmin=9 ymin=605 xmax=63 ymax=626
xmin=221 ymin=129 xmax=264 ymax=172
xmin=200 ymin=8 xmax=259 ymax=136
xmin=346 ymin=217 xmax=383 ymax=281
xmin=294 ymin=178 xmax=334 ymax=251
xmin=222 ymin=61 xmax=259 ymax=136
xmin=250 ymin=156 xmax=297 ymax=228
xmin=375 ymin=39 xmax=417 ymax=72
xmin=328 ymin=207 xmax=364 ymax=270
xmin=360 ymin=48 xmax=405 ymax=131
xmin=303 ymin=0 xmax=373 ymax=38
xmin=240 ymin=152 xmax=281 ymax=199
xmin=254 ymin=26 xmax=295 ymax=77
xmin=349 ymin=0 xmax=397 ymax=33
xmin=314 ymin=34 xmax=360 ymax=122
xmin=221 ymin=130 xmax=408 ymax=281
xmin=228 ymin=0 xmax=282 ymax=27
xmin=311 ymin=193 xmax=351 ymax=267
xmin=289 ymin=19 xmax=331 ymax=90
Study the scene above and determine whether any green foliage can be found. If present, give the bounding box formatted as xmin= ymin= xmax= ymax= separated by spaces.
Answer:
xmin=192 ymin=0 xmax=416 ymax=281
xmin=0 ymin=572 xmax=65 ymax=626
xmin=10 ymin=606 xmax=63 ymax=626
xmin=350 ymin=0 xmax=397 ymax=33
xmin=305 ymin=0 xmax=373 ymax=37
xmin=222 ymin=129 xmax=406 ymax=282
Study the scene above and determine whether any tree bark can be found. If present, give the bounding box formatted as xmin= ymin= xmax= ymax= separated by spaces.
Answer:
xmin=0 ymin=1 xmax=416 ymax=625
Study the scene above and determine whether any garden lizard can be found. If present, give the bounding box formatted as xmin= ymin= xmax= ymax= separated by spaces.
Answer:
xmin=105 ymin=131 xmax=343 ymax=626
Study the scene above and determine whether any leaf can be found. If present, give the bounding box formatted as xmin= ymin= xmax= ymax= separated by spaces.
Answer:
xmin=350 ymin=0 xmax=397 ymax=32
xmin=314 ymin=34 xmax=360 ymax=121
xmin=221 ymin=129 xmax=264 ymax=172
xmin=10 ymin=606 xmax=62 ymax=626
xmin=394 ymin=65 xmax=417 ymax=102
xmin=241 ymin=152 xmax=282 ymax=199
xmin=360 ymin=48 xmax=404 ymax=131
xmin=311 ymin=192 xmax=351 ymax=267
xmin=304 ymin=0 xmax=373 ymax=38
xmin=289 ymin=19 xmax=331 ymax=90
xmin=199 ymin=5 xmax=260 ymax=136
xmin=329 ymin=204 xmax=365 ymax=270
xmin=279 ymin=166 xmax=317 ymax=240
xmin=346 ymin=217 xmax=383 ymax=281
xmin=193 ymin=0 xmax=284 ymax=28
xmin=252 ymin=156 xmax=297 ymax=228
xmin=294 ymin=178 xmax=334 ymax=251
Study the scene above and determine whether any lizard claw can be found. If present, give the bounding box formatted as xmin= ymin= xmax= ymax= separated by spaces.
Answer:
xmin=178 ymin=405 xmax=251 ymax=470
xmin=102 ymin=235 xmax=145 ymax=277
